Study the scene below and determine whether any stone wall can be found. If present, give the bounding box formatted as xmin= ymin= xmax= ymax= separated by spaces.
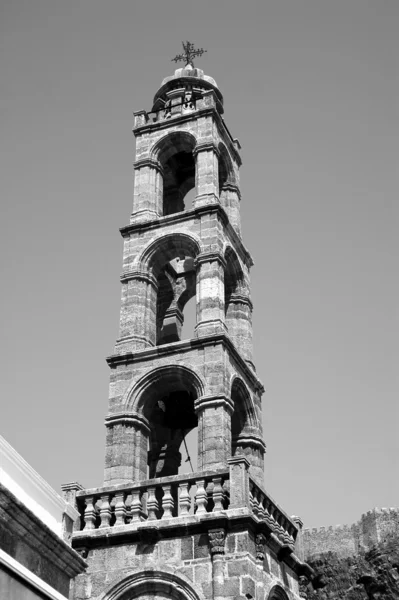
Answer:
xmin=71 ymin=524 xmax=300 ymax=600
xmin=303 ymin=508 xmax=399 ymax=560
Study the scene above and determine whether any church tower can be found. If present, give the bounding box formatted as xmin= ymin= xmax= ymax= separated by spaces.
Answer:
xmin=65 ymin=47 xmax=313 ymax=600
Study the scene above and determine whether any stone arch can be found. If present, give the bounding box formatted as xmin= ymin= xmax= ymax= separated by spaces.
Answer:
xmin=136 ymin=232 xmax=202 ymax=343
xmin=99 ymin=568 xmax=205 ymax=600
xmin=230 ymin=375 xmax=257 ymax=439
xmin=218 ymin=141 xmax=236 ymax=192
xmin=138 ymin=232 xmax=202 ymax=277
xmin=126 ymin=365 xmax=205 ymax=478
xmin=126 ymin=364 xmax=205 ymax=415
xmin=268 ymin=584 xmax=290 ymax=600
xmin=151 ymin=131 xmax=198 ymax=215
xmin=224 ymin=244 xmax=246 ymax=309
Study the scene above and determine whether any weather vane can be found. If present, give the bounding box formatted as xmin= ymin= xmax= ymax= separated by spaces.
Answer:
xmin=171 ymin=41 xmax=207 ymax=68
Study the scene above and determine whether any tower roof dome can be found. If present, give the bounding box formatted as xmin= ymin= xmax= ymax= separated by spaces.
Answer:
xmin=152 ymin=65 xmax=224 ymax=112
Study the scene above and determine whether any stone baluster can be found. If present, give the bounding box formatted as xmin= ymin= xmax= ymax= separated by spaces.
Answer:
xmin=179 ymin=481 xmax=191 ymax=515
xmin=130 ymin=489 xmax=144 ymax=522
xmin=83 ymin=496 xmax=97 ymax=530
xmin=212 ymin=477 xmax=224 ymax=512
xmin=147 ymin=486 xmax=159 ymax=520
xmin=99 ymin=494 xmax=112 ymax=528
xmin=114 ymin=492 xmax=127 ymax=526
xmin=195 ymin=479 xmax=208 ymax=514
xmin=161 ymin=484 xmax=174 ymax=519
xmin=252 ymin=487 xmax=260 ymax=517
xmin=257 ymin=491 xmax=266 ymax=520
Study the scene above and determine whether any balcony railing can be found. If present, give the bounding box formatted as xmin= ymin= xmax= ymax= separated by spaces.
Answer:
xmin=249 ymin=478 xmax=297 ymax=549
xmin=75 ymin=470 xmax=229 ymax=531
xmin=71 ymin=461 xmax=298 ymax=553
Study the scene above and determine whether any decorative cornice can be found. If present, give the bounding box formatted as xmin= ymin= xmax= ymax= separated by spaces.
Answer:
xmin=192 ymin=141 xmax=220 ymax=157
xmin=220 ymin=182 xmax=242 ymax=200
xmin=120 ymin=203 xmax=253 ymax=269
xmin=227 ymin=293 xmax=253 ymax=310
xmin=120 ymin=269 xmax=159 ymax=288
xmin=233 ymin=434 xmax=267 ymax=453
xmin=194 ymin=394 xmax=234 ymax=415
xmin=133 ymin=106 xmax=241 ymax=166
xmin=194 ymin=251 xmax=227 ymax=269
xmin=106 ymin=332 xmax=264 ymax=394
xmin=105 ymin=411 xmax=150 ymax=434
xmin=133 ymin=157 xmax=163 ymax=174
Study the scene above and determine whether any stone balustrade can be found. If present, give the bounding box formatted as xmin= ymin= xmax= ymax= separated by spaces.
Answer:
xmin=249 ymin=478 xmax=298 ymax=549
xmin=75 ymin=470 xmax=229 ymax=531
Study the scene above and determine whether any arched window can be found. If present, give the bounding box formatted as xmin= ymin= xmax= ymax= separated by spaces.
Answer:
xmin=155 ymin=132 xmax=197 ymax=215
xmin=132 ymin=366 xmax=203 ymax=481
xmin=138 ymin=233 xmax=200 ymax=345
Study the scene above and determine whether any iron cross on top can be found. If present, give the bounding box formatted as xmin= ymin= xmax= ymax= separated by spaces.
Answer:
xmin=171 ymin=41 xmax=207 ymax=68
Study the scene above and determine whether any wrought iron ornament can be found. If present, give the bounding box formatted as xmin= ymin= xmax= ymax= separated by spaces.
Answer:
xmin=172 ymin=41 xmax=207 ymax=68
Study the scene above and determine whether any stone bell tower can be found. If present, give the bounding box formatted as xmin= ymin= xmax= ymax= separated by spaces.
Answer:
xmin=65 ymin=48 xmax=314 ymax=600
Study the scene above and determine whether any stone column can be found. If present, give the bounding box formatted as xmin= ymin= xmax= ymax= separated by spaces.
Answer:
xmin=227 ymin=456 xmax=250 ymax=509
xmin=208 ymin=528 xmax=226 ymax=600
xmin=291 ymin=515 xmax=304 ymax=561
xmin=131 ymin=158 xmax=163 ymax=223
xmin=232 ymin=435 xmax=266 ymax=487
xmin=104 ymin=412 xmax=150 ymax=484
xmin=225 ymin=293 xmax=254 ymax=368
xmin=220 ymin=184 xmax=241 ymax=236
xmin=116 ymin=270 xmax=158 ymax=352
xmin=195 ymin=395 xmax=233 ymax=471
xmin=195 ymin=252 xmax=226 ymax=338
xmin=194 ymin=142 xmax=219 ymax=207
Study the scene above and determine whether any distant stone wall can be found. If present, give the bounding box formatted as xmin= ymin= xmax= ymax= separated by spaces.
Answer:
xmin=303 ymin=508 xmax=399 ymax=560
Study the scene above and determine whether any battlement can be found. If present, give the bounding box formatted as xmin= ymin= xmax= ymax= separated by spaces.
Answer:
xmin=303 ymin=507 xmax=399 ymax=560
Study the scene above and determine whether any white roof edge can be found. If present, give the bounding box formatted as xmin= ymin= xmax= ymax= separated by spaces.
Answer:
xmin=0 ymin=434 xmax=78 ymax=520
xmin=0 ymin=548 xmax=68 ymax=600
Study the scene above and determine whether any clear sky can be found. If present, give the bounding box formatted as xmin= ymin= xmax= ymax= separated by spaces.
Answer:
xmin=0 ymin=0 xmax=397 ymax=528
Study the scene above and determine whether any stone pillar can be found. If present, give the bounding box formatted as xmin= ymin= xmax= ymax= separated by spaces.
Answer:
xmin=194 ymin=142 xmax=219 ymax=207
xmin=220 ymin=184 xmax=241 ymax=236
xmin=227 ymin=456 xmax=250 ymax=509
xmin=104 ymin=412 xmax=150 ymax=484
xmin=61 ymin=482 xmax=84 ymax=534
xmin=208 ymin=528 xmax=226 ymax=600
xmin=225 ymin=293 xmax=254 ymax=368
xmin=195 ymin=395 xmax=233 ymax=471
xmin=195 ymin=252 xmax=226 ymax=338
xmin=232 ymin=435 xmax=266 ymax=487
xmin=291 ymin=515 xmax=304 ymax=561
xmin=116 ymin=270 xmax=158 ymax=352
xmin=131 ymin=158 xmax=163 ymax=223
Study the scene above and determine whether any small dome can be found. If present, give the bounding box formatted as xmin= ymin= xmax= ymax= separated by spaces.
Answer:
xmin=161 ymin=66 xmax=219 ymax=89
xmin=152 ymin=65 xmax=223 ymax=111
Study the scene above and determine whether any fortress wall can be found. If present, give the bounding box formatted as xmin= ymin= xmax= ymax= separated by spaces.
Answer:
xmin=303 ymin=507 xmax=399 ymax=559
xmin=303 ymin=524 xmax=356 ymax=559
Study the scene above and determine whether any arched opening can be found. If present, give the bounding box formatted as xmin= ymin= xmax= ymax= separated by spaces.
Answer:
xmin=224 ymin=246 xmax=245 ymax=323
xmin=156 ymin=255 xmax=196 ymax=345
xmin=99 ymin=569 xmax=206 ymax=600
xmin=231 ymin=378 xmax=255 ymax=457
xmin=132 ymin=366 xmax=203 ymax=480
xmin=139 ymin=233 xmax=201 ymax=346
xmin=268 ymin=585 xmax=290 ymax=600
xmin=155 ymin=132 xmax=197 ymax=216
xmin=218 ymin=143 xmax=235 ymax=196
